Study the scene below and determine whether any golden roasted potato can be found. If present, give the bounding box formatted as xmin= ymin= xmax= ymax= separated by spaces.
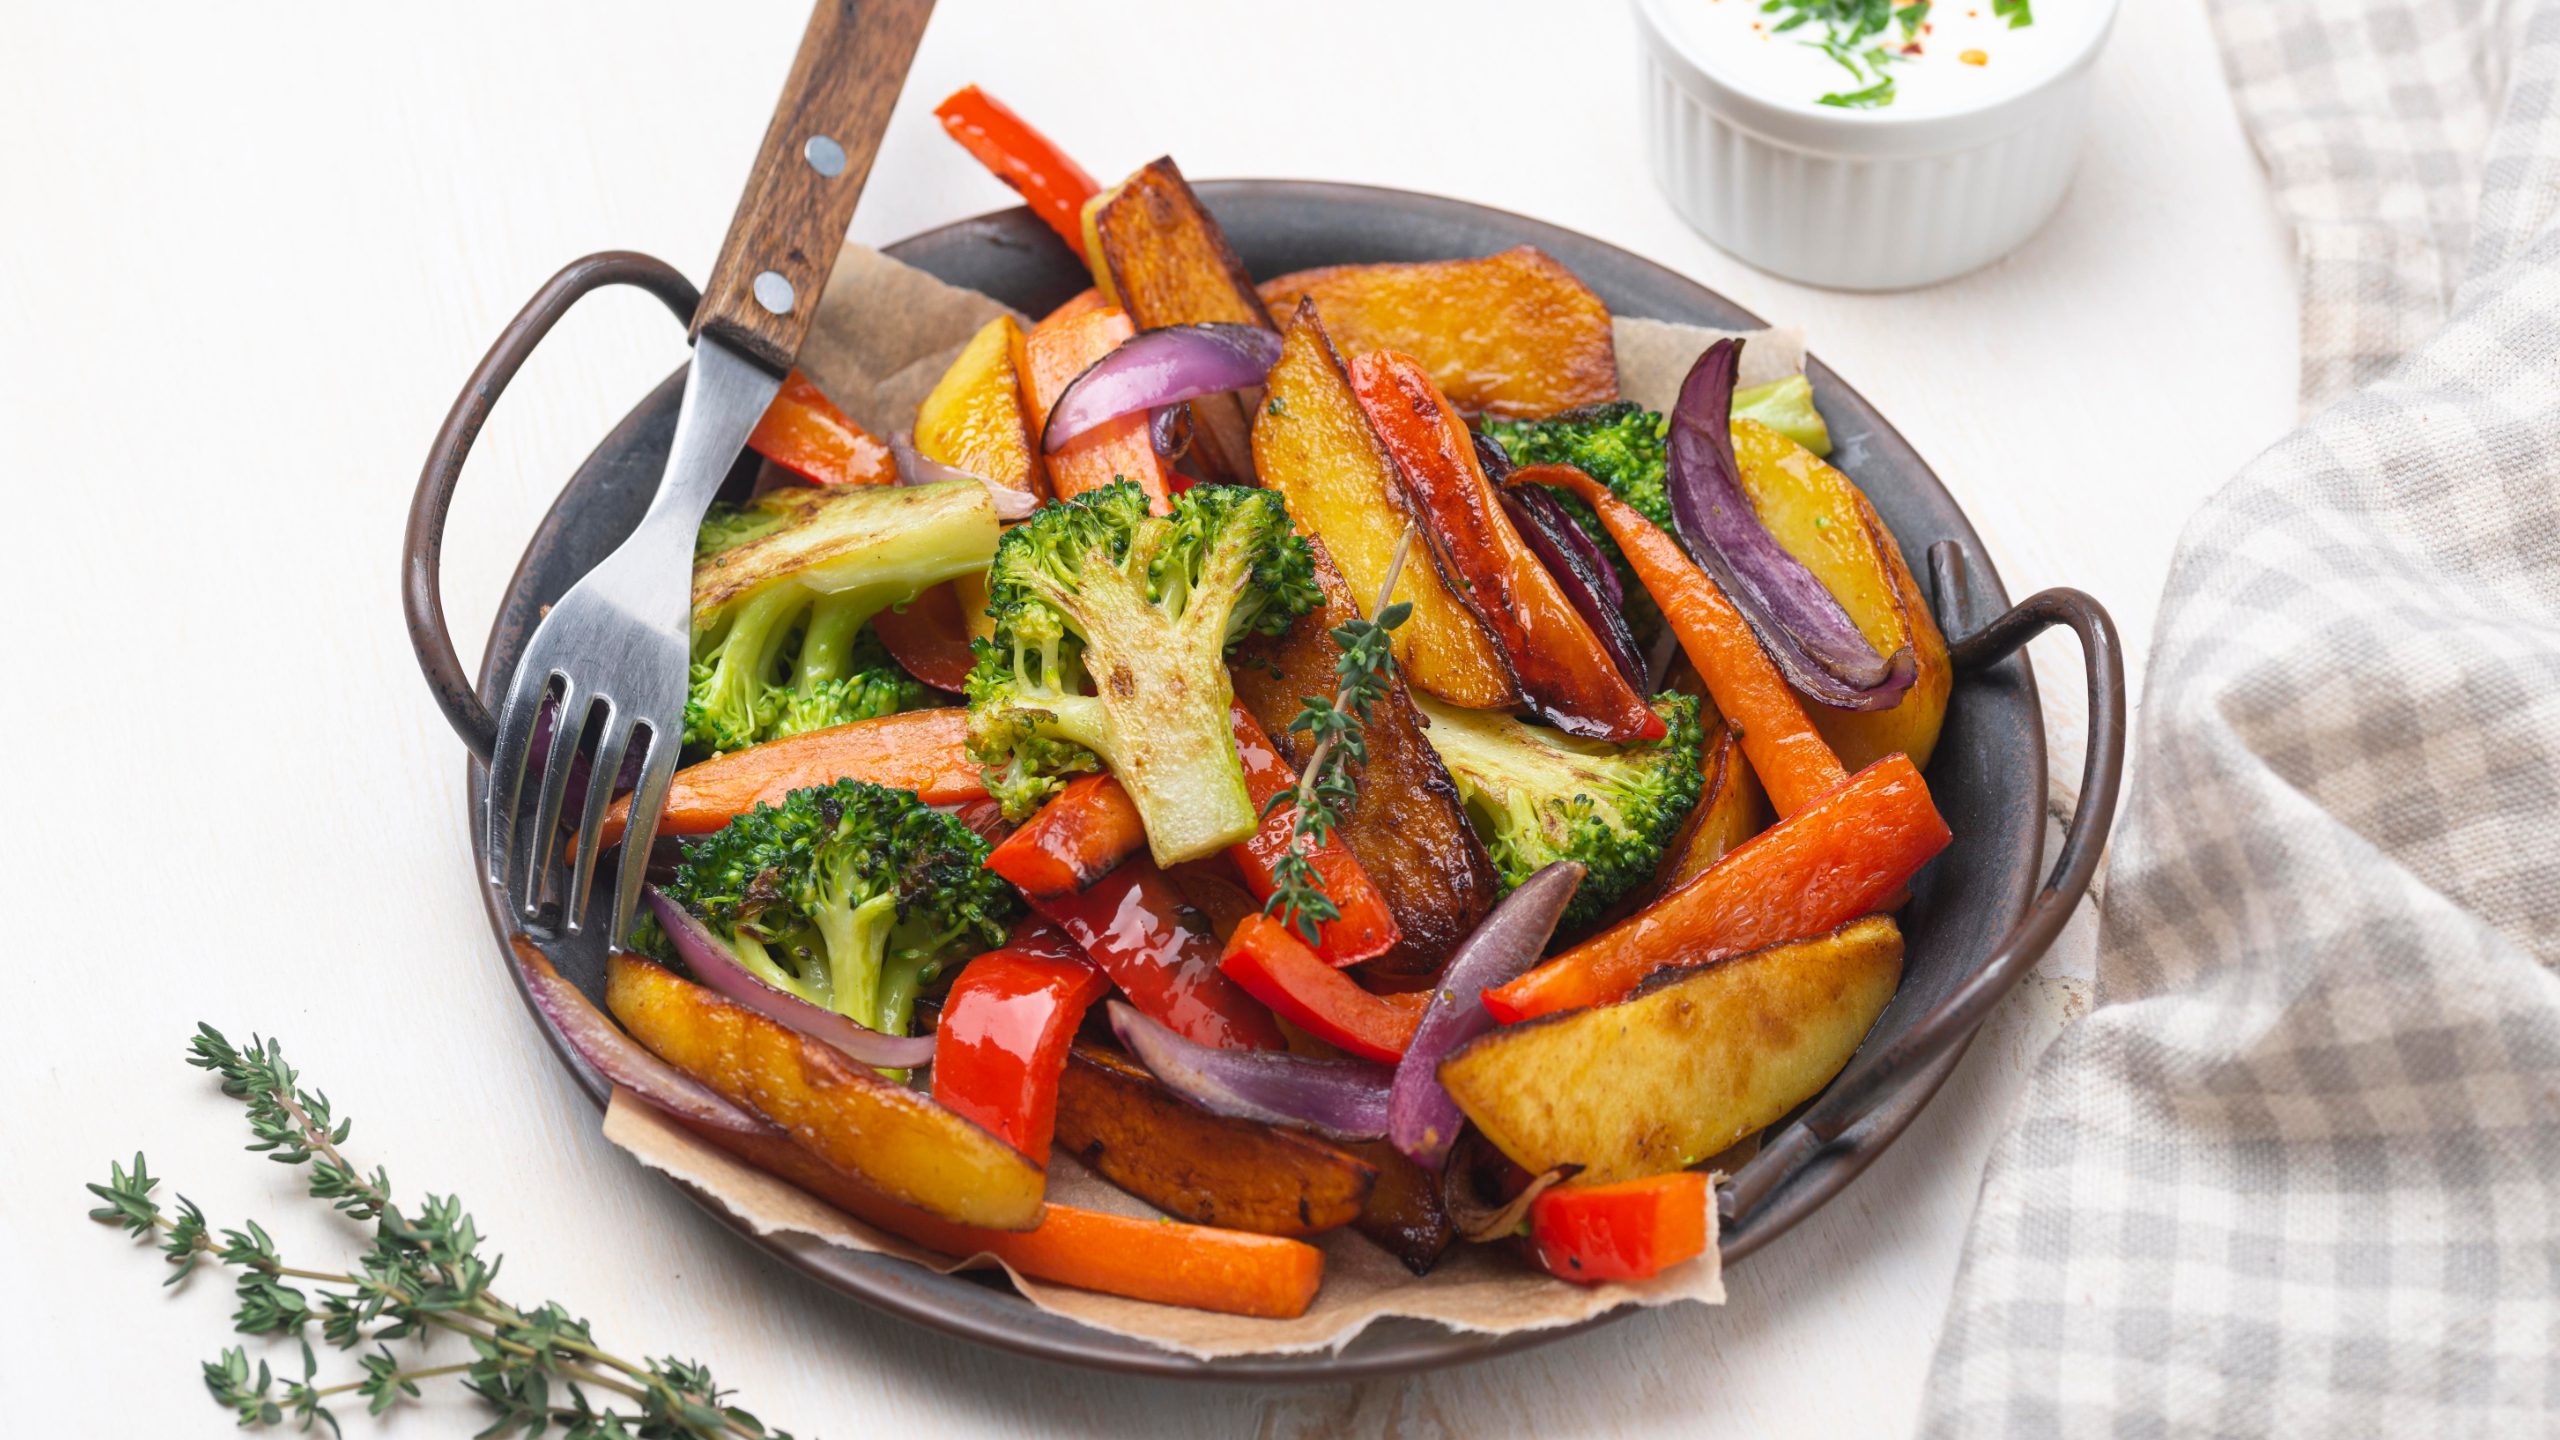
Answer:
xmin=1655 ymin=718 xmax=1772 ymax=894
xmin=1053 ymin=1045 xmax=1376 ymax=1236
xmin=1732 ymin=418 xmax=1952 ymax=772
xmin=605 ymin=954 xmax=1046 ymax=1231
xmin=1232 ymin=536 xmax=1499 ymax=977
xmin=913 ymin=314 xmax=1046 ymax=499
xmin=1438 ymin=917 xmax=1904 ymax=1185
xmin=1253 ymin=299 xmax=1520 ymax=710
xmin=1257 ymin=247 xmax=1616 ymax=420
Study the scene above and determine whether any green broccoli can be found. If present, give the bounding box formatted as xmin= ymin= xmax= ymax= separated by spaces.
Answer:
xmin=695 ymin=500 xmax=790 ymax=560
xmin=1484 ymin=402 xmax=1673 ymax=527
xmin=965 ymin=479 xmax=1320 ymax=863
xmin=659 ymin=778 xmax=1018 ymax=1037
xmin=687 ymin=482 xmax=997 ymax=753
xmin=1413 ymin=690 xmax=1706 ymax=932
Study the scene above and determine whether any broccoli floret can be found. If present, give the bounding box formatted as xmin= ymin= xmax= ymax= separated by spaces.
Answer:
xmin=686 ymin=483 xmax=997 ymax=753
xmin=965 ymin=479 xmax=1320 ymax=863
xmin=695 ymin=500 xmax=790 ymax=560
xmin=1414 ymin=691 xmax=1706 ymax=932
xmin=659 ymin=779 xmax=1018 ymax=1037
xmin=1483 ymin=402 xmax=1672 ymax=528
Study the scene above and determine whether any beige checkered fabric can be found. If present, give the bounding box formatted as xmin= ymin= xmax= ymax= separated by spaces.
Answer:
xmin=1921 ymin=2 xmax=2560 ymax=1433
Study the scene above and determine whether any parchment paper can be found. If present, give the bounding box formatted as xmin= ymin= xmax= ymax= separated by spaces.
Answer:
xmin=604 ymin=245 xmax=1816 ymax=1358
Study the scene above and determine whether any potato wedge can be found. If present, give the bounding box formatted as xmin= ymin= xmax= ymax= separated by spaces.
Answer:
xmin=1232 ymin=537 xmax=1499 ymax=976
xmin=605 ymin=954 xmax=1046 ymax=1231
xmin=1088 ymin=157 xmax=1274 ymax=485
xmin=1732 ymin=418 xmax=1951 ymax=772
xmin=914 ymin=314 xmax=1047 ymax=499
xmin=1440 ymin=916 xmax=1904 ymax=1185
xmin=1254 ymin=300 xmax=1519 ymax=709
xmin=1338 ymin=1137 xmax=1456 ymax=1275
xmin=1258 ymin=247 xmax=1616 ymax=420
xmin=1053 ymin=1045 xmax=1376 ymax=1236
xmin=1656 ymin=719 xmax=1772 ymax=894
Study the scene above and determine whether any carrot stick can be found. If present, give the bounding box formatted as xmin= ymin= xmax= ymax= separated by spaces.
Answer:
xmin=1019 ymin=304 xmax=1177 ymax=512
xmin=1482 ymin=753 xmax=1949 ymax=1022
xmin=1518 ymin=465 xmax=1847 ymax=816
xmin=669 ymin=1108 xmax=1324 ymax=1318
xmin=598 ymin=709 xmax=981 ymax=849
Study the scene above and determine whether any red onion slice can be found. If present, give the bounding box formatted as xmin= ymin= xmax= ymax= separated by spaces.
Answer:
xmin=1388 ymin=862 xmax=1584 ymax=1171
xmin=889 ymin=431 xmax=1039 ymax=521
xmin=1148 ymin=403 xmax=1194 ymax=461
xmin=1107 ymin=1001 xmax=1391 ymax=1143
xmin=645 ymin=889 xmax=938 ymax=1070
xmin=1667 ymin=340 xmax=1914 ymax=711
xmin=1039 ymin=324 xmax=1281 ymax=453
xmin=1503 ymin=487 xmax=1646 ymax=694
xmin=513 ymin=939 xmax=773 ymax=1135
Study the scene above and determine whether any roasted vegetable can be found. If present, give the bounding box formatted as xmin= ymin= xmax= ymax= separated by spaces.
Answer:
xmin=1054 ymin=1043 xmax=1377 ymax=1237
xmin=1349 ymin=348 xmax=1663 ymax=741
xmin=1483 ymin=754 xmax=1947 ymax=1022
xmin=687 ymin=483 xmax=998 ymax=752
xmin=1339 ymin=1138 xmax=1456 ymax=1275
xmin=1003 ymin=844 xmax=1284 ymax=1052
xmin=1218 ymin=916 xmax=1421 ymax=1064
xmin=1256 ymin=247 xmax=1616 ymax=420
xmin=1650 ymin=715 xmax=1771 ymax=895
xmin=656 ymin=779 xmax=1017 ymax=1040
xmin=1734 ymin=374 xmax=1832 ymax=457
xmin=930 ymin=920 xmax=1108 ymax=1166
xmin=914 ymin=313 xmax=1048 ymax=500
xmin=1413 ymin=692 xmax=1704 ymax=934
xmin=607 ymin=952 xmax=1047 ymax=1230
xmin=1017 ymin=302 xmax=1180 ymax=509
xmin=933 ymin=84 xmax=1099 ymax=252
xmin=1230 ymin=537 xmax=1499 ymax=977
xmin=963 ymin=479 xmax=1320 ymax=862
xmin=1730 ymin=418 xmax=1951 ymax=770
xmin=1253 ymin=300 xmax=1520 ymax=710
xmin=1528 ymin=1172 xmax=1713 ymax=1284
xmin=598 ymin=708 xmax=982 ymax=849
xmin=1441 ymin=918 xmax=1904 ymax=1187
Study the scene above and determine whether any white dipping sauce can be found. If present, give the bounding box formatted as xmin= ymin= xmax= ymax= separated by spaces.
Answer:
xmin=1672 ymin=1 xmax=2104 ymax=115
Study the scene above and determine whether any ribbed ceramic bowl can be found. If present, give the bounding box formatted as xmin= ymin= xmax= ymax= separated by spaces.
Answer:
xmin=413 ymin=181 xmax=2117 ymax=1381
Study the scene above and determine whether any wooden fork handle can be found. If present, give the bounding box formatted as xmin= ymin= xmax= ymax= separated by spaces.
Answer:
xmin=690 ymin=0 xmax=936 ymax=373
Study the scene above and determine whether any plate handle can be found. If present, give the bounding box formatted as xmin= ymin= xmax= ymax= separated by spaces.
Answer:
xmin=1720 ymin=542 xmax=2127 ymax=1231
xmin=402 ymin=252 xmax=701 ymax=761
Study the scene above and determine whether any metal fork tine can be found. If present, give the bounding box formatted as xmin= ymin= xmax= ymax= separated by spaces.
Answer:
xmin=610 ymin=724 xmax=677 ymax=946
xmin=562 ymin=704 xmax=629 ymax=937
xmin=521 ymin=679 xmax=588 ymax=922
xmin=485 ymin=669 xmax=554 ymax=890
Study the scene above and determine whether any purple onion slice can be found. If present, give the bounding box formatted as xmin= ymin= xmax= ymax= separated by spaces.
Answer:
xmin=1666 ymin=339 xmax=1914 ymax=711
xmin=888 ymin=431 xmax=1039 ymax=521
xmin=645 ymin=889 xmax=937 ymax=1071
xmin=513 ymin=939 xmax=773 ymax=1135
xmin=1390 ymin=862 xmax=1584 ymax=1171
xmin=1039 ymin=324 xmax=1281 ymax=453
xmin=1503 ymin=487 xmax=1645 ymax=693
xmin=1107 ymin=1001 xmax=1391 ymax=1143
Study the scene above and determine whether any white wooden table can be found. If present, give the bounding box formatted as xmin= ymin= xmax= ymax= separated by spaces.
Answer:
xmin=0 ymin=1 xmax=2294 ymax=1433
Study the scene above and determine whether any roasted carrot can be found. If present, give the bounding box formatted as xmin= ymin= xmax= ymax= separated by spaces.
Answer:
xmin=748 ymin=371 xmax=897 ymax=487
xmin=1482 ymin=753 xmax=1949 ymax=1022
xmin=1518 ymin=464 xmax=1848 ymax=816
xmin=1528 ymin=1172 xmax=1712 ymax=1284
xmin=984 ymin=774 xmax=1149 ymax=899
xmin=1219 ymin=915 xmax=1421 ymax=1063
xmin=1349 ymin=355 xmax=1663 ymax=743
xmin=932 ymin=85 xmax=1100 ymax=253
xmin=597 ymin=709 xmax=981 ymax=849
xmin=1225 ymin=704 xmax=1399 ymax=965
xmin=666 ymin=1106 xmax=1324 ymax=1318
xmin=1019 ymin=303 xmax=1177 ymax=512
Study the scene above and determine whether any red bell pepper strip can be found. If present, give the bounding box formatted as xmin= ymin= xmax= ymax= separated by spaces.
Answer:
xmin=1482 ymin=752 xmax=1950 ymax=1023
xmin=1225 ymin=705 xmax=1400 ymax=966
xmin=984 ymin=775 xmax=1149 ymax=900
xmin=1218 ymin=915 xmax=1422 ymax=1064
xmin=1006 ymin=854 xmax=1284 ymax=1051
xmin=1528 ymin=1172 xmax=1712 ymax=1284
xmin=933 ymin=84 xmax=1100 ymax=253
xmin=870 ymin=582 xmax=977 ymax=692
xmin=749 ymin=370 xmax=897 ymax=487
xmin=931 ymin=920 xmax=1110 ymax=1166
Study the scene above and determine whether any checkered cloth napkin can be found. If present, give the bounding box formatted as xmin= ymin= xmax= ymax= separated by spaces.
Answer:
xmin=1920 ymin=2 xmax=2560 ymax=1433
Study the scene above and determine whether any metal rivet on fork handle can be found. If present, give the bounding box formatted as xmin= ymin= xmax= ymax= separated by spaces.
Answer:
xmin=803 ymin=134 xmax=846 ymax=177
xmin=753 ymin=271 xmax=795 ymax=316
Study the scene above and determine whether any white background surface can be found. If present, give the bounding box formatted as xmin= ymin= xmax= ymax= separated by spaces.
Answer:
xmin=0 ymin=1 xmax=2296 ymax=1434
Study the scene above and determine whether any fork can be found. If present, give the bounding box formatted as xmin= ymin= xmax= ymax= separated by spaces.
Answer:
xmin=485 ymin=0 xmax=937 ymax=940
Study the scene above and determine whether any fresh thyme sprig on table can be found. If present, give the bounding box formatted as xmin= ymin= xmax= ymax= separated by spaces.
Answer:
xmin=86 ymin=1025 xmax=795 ymax=1440
xmin=1262 ymin=523 xmax=1417 ymax=945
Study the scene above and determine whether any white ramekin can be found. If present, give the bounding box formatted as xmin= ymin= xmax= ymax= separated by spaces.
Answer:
xmin=1634 ymin=0 xmax=2120 ymax=290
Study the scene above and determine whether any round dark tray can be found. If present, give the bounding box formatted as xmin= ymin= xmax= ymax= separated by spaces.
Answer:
xmin=407 ymin=182 xmax=2122 ymax=1381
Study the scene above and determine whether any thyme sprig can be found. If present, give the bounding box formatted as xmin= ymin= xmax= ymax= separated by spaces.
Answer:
xmin=1261 ymin=523 xmax=1416 ymax=945
xmin=87 ymin=1025 xmax=795 ymax=1440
